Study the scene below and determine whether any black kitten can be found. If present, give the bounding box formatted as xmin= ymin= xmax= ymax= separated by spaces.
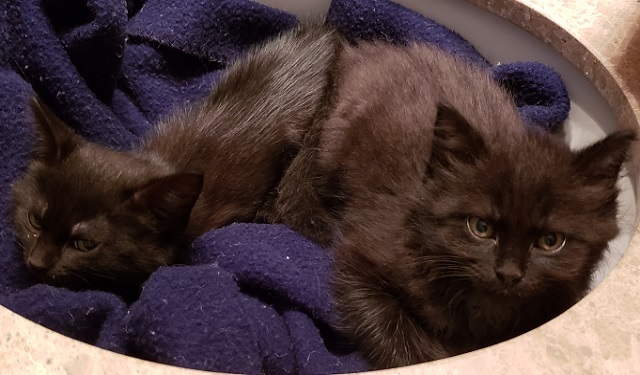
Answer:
xmin=265 ymin=40 xmax=636 ymax=368
xmin=11 ymin=23 xmax=342 ymax=295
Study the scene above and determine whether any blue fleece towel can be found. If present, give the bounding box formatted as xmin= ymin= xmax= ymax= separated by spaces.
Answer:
xmin=0 ymin=0 xmax=570 ymax=373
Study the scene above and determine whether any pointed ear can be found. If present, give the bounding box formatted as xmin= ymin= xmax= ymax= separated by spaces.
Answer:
xmin=573 ymin=129 xmax=636 ymax=184
xmin=30 ymin=97 xmax=77 ymax=162
xmin=428 ymin=105 xmax=486 ymax=173
xmin=128 ymin=173 xmax=204 ymax=229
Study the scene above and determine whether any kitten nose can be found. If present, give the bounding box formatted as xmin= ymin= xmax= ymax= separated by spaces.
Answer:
xmin=26 ymin=252 xmax=52 ymax=274
xmin=494 ymin=264 xmax=523 ymax=288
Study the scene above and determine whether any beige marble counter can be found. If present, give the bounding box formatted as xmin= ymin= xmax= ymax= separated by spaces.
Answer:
xmin=1 ymin=0 xmax=639 ymax=374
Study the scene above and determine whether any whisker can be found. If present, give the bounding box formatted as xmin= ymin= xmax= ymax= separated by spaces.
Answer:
xmin=68 ymin=271 xmax=91 ymax=287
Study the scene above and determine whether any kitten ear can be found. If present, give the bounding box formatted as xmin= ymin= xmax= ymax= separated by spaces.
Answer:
xmin=428 ymin=105 xmax=486 ymax=172
xmin=128 ymin=173 xmax=204 ymax=229
xmin=573 ymin=129 xmax=636 ymax=183
xmin=30 ymin=97 xmax=77 ymax=161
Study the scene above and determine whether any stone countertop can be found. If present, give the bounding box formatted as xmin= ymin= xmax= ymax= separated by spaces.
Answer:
xmin=1 ymin=0 xmax=639 ymax=374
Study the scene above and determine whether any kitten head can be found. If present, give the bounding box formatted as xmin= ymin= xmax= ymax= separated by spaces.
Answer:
xmin=410 ymin=105 xmax=635 ymax=306
xmin=11 ymin=98 xmax=203 ymax=293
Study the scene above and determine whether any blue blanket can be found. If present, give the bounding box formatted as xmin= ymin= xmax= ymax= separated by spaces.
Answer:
xmin=0 ymin=0 xmax=569 ymax=373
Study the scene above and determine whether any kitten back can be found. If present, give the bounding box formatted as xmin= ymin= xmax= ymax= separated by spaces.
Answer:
xmin=142 ymin=22 xmax=343 ymax=236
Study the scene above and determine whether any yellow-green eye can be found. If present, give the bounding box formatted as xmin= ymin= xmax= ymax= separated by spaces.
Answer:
xmin=467 ymin=216 xmax=495 ymax=238
xmin=28 ymin=212 xmax=41 ymax=230
xmin=73 ymin=239 xmax=99 ymax=252
xmin=536 ymin=233 xmax=566 ymax=253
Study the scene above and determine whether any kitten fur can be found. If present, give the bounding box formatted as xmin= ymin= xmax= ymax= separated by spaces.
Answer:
xmin=266 ymin=40 xmax=636 ymax=368
xmin=11 ymin=23 xmax=342 ymax=294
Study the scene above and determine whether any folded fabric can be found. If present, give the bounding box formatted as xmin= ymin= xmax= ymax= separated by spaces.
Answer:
xmin=0 ymin=0 xmax=569 ymax=373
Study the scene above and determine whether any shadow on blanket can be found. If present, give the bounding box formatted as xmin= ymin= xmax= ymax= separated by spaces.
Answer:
xmin=0 ymin=0 xmax=569 ymax=373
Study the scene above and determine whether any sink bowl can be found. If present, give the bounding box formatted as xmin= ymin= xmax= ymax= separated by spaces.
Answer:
xmin=1 ymin=0 xmax=638 ymax=373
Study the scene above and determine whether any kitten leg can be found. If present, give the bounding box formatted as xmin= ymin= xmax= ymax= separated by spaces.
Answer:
xmin=333 ymin=246 xmax=451 ymax=368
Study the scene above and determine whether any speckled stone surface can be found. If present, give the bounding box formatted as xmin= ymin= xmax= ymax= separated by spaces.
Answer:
xmin=1 ymin=1 xmax=639 ymax=374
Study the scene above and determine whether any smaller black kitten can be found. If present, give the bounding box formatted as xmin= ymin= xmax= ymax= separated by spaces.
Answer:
xmin=11 ymin=23 xmax=342 ymax=295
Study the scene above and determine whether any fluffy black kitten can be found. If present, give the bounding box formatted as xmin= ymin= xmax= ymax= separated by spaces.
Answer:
xmin=11 ymin=23 xmax=341 ymax=294
xmin=264 ymin=40 xmax=636 ymax=368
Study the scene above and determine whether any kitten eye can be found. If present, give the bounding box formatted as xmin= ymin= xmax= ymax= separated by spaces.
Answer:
xmin=28 ymin=212 xmax=41 ymax=230
xmin=536 ymin=233 xmax=566 ymax=253
xmin=467 ymin=216 xmax=495 ymax=239
xmin=73 ymin=239 xmax=99 ymax=252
